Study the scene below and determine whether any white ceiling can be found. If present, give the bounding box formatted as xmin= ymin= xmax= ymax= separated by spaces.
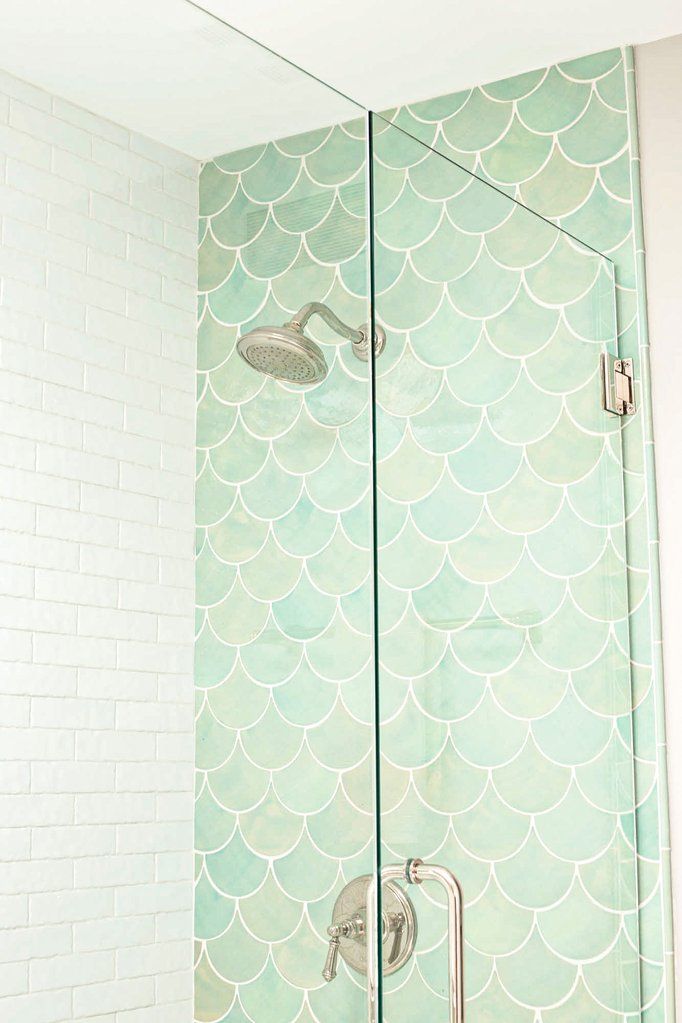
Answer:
xmin=0 ymin=0 xmax=680 ymax=159
xmin=204 ymin=0 xmax=682 ymax=112
xmin=0 ymin=0 xmax=362 ymax=158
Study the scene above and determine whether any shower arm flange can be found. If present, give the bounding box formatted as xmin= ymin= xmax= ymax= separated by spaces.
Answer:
xmin=286 ymin=302 xmax=364 ymax=344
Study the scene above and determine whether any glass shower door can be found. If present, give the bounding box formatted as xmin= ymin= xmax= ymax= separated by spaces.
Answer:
xmin=369 ymin=114 xmax=640 ymax=1023
xmin=192 ymin=21 xmax=382 ymax=1013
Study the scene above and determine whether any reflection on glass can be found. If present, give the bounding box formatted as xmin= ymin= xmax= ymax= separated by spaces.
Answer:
xmin=191 ymin=4 xmax=377 ymax=1020
xmin=370 ymin=113 xmax=639 ymax=1023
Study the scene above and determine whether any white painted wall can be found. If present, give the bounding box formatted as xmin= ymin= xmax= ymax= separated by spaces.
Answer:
xmin=0 ymin=69 xmax=198 ymax=1022
xmin=636 ymin=32 xmax=682 ymax=1015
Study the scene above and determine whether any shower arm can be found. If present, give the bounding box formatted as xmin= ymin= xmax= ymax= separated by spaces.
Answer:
xmin=286 ymin=302 xmax=365 ymax=345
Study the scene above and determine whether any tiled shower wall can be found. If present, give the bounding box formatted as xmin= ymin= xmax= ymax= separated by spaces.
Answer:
xmin=0 ymin=69 xmax=198 ymax=1022
xmin=194 ymin=117 xmax=375 ymax=1023
xmin=383 ymin=45 xmax=673 ymax=1023
xmin=195 ymin=46 xmax=673 ymax=1023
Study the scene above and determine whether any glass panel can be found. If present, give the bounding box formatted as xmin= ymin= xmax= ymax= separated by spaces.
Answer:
xmin=370 ymin=114 xmax=640 ymax=1023
xmin=0 ymin=0 xmax=362 ymax=160
xmin=191 ymin=6 xmax=380 ymax=1021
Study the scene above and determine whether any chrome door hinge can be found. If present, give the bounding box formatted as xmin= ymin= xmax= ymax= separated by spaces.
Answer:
xmin=600 ymin=353 xmax=636 ymax=415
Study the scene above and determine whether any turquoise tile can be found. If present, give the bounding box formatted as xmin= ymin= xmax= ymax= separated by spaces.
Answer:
xmin=195 ymin=42 xmax=670 ymax=1023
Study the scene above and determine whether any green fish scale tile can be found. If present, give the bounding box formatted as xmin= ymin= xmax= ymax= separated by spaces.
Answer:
xmin=196 ymin=44 xmax=666 ymax=1023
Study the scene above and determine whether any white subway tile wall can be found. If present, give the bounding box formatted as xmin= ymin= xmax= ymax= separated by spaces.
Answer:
xmin=0 ymin=68 xmax=198 ymax=1023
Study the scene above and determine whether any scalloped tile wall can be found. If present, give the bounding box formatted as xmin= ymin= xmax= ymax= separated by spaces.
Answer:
xmin=195 ymin=45 xmax=672 ymax=1023
xmin=195 ymin=114 xmax=375 ymax=1023
xmin=370 ymin=112 xmax=645 ymax=1023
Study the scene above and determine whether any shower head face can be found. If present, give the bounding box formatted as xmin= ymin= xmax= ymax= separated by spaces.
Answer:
xmin=237 ymin=325 xmax=328 ymax=384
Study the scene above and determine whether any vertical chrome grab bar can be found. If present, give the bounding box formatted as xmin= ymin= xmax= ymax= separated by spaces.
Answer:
xmin=369 ymin=860 xmax=463 ymax=1023
xmin=408 ymin=859 xmax=464 ymax=1023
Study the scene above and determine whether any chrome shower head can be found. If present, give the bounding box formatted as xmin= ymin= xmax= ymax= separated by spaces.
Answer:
xmin=236 ymin=324 xmax=328 ymax=384
xmin=237 ymin=302 xmax=386 ymax=385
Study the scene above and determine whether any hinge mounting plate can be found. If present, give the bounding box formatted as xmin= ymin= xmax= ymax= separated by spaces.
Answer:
xmin=600 ymin=353 xmax=636 ymax=416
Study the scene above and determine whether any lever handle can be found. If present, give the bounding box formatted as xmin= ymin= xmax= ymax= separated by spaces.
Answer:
xmin=322 ymin=936 xmax=340 ymax=982
xmin=386 ymin=914 xmax=404 ymax=966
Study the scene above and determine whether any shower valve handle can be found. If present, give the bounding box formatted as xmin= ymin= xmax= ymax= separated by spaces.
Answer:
xmin=386 ymin=912 xmax=404 ymax=965
xmin=323 ymin=913 xmax=364 ymax=981
xmin=322 ymin=907 xmax=409 ymax=982
xmin=322 ymin=875 xmax=416 ymax=985
xmin=322 ymin=936 xmax=340 ymax=982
